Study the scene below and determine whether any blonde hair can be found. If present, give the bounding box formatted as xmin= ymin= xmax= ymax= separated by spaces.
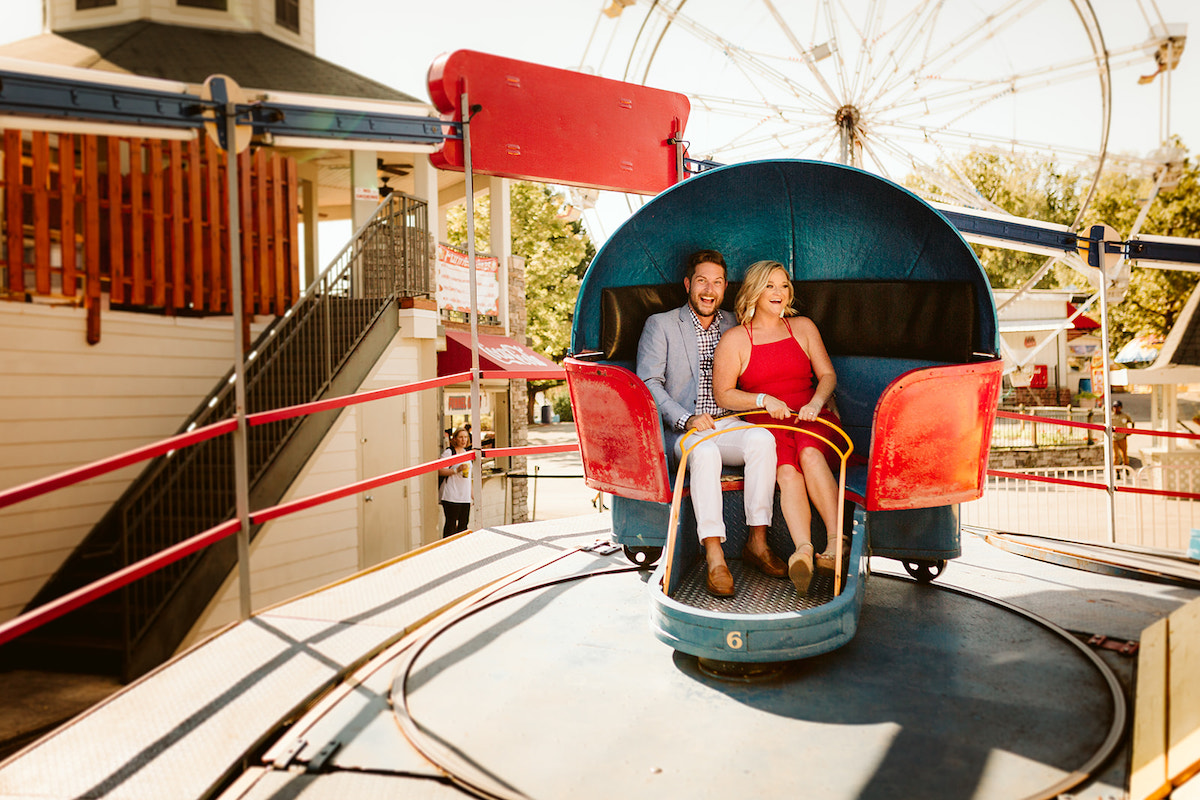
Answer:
xmin=734 ymin=260 xmax=795 ymax=324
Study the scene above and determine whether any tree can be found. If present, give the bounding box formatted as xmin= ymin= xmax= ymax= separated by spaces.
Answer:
xmin=908 ymin=148 xmax=1200 ymax=355
xmin=906 ymin=152 xmax=1083 ymax=289
xmin=447 ymin=182 xmax=590 ymax=359
xmin=1084 ymin=152 xmax=1200 ymax=353
xmin=446 ymin=181 xmax=593 ymax=421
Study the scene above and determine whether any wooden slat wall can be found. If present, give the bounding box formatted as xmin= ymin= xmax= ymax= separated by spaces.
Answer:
xmin=1132 ymin=596 xmax=1200 ymax=800
xmin=0 ymin=130 xmax=300 ymax=343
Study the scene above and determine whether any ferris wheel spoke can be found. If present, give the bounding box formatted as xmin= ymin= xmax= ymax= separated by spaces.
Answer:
xmin=880 ymin=118 xmax=1104 ymax=162
xmin=640 ymin=1 xmax=838 ymax=113
xmin=834 ymin=0 xmax=888 ymax=105
xmin=866 ymin=0 xmax=1045 ymax=109
xmin=878 ymin=52 xmax=1108 ymax=120
xmin=761 ymin=0 xmax=842 ymax=107
xmin=707 ymin=123 xmax=837 ymax=161
xmin=854 ymin=0 xmax=946 ymax=105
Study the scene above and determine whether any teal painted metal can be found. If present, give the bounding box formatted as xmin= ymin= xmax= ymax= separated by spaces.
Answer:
xmin=649 ymin=508 xmax=869 ymax=662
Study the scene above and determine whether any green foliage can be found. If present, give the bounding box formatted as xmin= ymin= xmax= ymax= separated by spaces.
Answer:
xmin=446 ymin=182 xmax=591 ymax=361
xmin=551 ymin=390 xmax=574 ymax=422
xmin=908 ymin=148 xmax=1200 ymax=356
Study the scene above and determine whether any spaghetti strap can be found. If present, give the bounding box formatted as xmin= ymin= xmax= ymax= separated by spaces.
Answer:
xmin=744 ymin=321 xmax=754 ymax=344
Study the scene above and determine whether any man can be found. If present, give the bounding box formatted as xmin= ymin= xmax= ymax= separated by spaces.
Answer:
xmin=636 ymin=249 xmax=782 ymax=597
xmin=1112 ymin=400 xmax=1134 ymax=466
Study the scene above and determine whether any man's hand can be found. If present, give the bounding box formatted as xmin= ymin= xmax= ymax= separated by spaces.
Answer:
xmin=686 ymin=413 xmax=717 ymax=431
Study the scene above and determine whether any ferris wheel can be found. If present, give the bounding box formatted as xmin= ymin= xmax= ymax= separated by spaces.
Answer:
xmin=580 ymin=0 xmax=1173 ymax=230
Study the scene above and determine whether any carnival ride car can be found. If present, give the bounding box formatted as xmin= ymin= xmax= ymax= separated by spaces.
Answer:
xmin=565 ymin=158 xmax=1004 ymax=664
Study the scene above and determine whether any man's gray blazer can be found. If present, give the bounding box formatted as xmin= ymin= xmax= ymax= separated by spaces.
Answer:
xmin=636 ymin=305 xmax=734 ymax=452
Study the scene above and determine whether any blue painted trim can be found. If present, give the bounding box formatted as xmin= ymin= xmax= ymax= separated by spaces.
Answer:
xmin=647 ymin=507 xmax=869 ymax=663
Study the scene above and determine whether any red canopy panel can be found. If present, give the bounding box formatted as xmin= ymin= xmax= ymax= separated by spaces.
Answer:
xmin=427 ymin=50 xmax=690 ymax=195
xmin=1067 ymin=302 xmax=1100 ymax=330
xmin=438 ymin=330 xmax=562 ymax=377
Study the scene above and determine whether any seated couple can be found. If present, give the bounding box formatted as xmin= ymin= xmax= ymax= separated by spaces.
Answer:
xmin=637 ymin=249 xmax=843 ymax=598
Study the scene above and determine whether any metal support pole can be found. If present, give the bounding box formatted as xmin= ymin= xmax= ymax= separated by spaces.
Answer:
xmin=1096 ymin=248 xmax=1117 ymax=546
xmin=224 ymin=102 xmax=253 ymax=619
xmin=531 ymin=464 xmax=539 ymax=522
xmin=461 ymin=90 xmax=484 ymax=525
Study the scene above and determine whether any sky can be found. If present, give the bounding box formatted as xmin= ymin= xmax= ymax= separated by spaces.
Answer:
xmin=2 ymin=0 xmax=1199 ymax=243
xmin=308 ymin=0 xmax=1200 ymax=241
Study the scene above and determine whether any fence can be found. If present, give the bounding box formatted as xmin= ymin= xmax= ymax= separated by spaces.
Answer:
xmin=964 ymin=409 xmax=1200 ymax=554
xmin=990 ymin=405 xmax=1101 ymax=448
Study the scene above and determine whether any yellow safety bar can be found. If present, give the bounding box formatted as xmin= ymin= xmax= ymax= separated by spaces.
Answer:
xmin=662 ymin=411 xmax=854 ymax=598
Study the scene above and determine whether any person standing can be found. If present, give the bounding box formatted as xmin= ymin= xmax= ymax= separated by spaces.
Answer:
xmin=637 ymin=249 xmax=781 ymax=598
xmin=438 ymin=427 xmax=472 ymax=537
xmin=1112 ymin=401 xmax=1135 ymax=467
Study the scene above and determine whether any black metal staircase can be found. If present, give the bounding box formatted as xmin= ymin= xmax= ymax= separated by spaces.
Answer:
xmin=4 ymin=193 xmax=431 ymax=680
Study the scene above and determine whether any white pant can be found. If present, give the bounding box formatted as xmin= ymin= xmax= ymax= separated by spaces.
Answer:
xmin=675 ymin=417 xmax=776 ymax=543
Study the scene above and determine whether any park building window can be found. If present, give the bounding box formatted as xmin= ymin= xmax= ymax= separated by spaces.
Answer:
xmin=177 ymin=0 xmax=228 ymax=9
xmin=276 ymin=0 xmax=299 ymax=32
xmin=76 ymin=0 xmax=117 ymax=8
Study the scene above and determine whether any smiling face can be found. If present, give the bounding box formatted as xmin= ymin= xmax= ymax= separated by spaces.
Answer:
xmin=754 ymin=267 xmax=793 ymax=319
xmin=685 ymin=260 xmax=727 ymax=323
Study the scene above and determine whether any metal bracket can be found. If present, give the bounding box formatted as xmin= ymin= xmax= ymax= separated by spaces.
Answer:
xmin=583 ymin=539 xmax=620 ymax=556
xmin=269 ymin=738 xmax=306 ymax=769
xmin=1087 ymin=634 xmax=1139 ymax=656
xmin=305 ymin=740 xmax=341 ymax=773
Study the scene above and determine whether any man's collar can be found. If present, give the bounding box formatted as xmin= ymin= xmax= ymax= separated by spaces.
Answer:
xmin=688 ymin=305 xmax=722 ymax=330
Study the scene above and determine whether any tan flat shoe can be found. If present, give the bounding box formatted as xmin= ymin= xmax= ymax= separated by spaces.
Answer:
xmin=788 ymin=544 xmax=814 ymax=596
xmin=816 ymin=536 xmax=852 ymax=578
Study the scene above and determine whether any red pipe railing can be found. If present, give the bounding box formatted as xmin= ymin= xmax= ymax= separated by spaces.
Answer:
xmin=989 ymin=409 xmax=1200 ymax=500
xmin=0 ymin=419 xmax=238 ymax=510
xmin=0 ymin=370 xmax=576 ymax=647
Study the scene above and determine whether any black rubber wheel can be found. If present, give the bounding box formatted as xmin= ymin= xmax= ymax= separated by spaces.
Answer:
xmin=622 ymin=545 xmax=662 ymax=567
xmin=902 ymin=559 xmax=946 ymax=583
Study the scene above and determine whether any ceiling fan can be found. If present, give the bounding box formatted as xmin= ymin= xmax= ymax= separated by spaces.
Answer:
xmin=377 ymin=158 xmax=412 ymax=177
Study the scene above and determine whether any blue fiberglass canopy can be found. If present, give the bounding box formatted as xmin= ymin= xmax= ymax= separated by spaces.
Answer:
xmin=571 ymin=159 xmax=999 ymax=357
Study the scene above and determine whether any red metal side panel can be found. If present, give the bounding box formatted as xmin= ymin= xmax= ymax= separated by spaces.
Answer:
xmin=866 ymin=359 xmax=1003 ymax=511
xmin=428 ymin=50 xmax=690 ymax=195
xmin=564 ymin=358 xmax=672 ymax=503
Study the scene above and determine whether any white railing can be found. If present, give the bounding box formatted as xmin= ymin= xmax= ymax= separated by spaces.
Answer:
xmin=962 ymin=464 xmax=1199 ymax=554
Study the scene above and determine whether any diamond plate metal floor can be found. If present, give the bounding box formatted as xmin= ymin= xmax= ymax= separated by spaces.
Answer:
xmin=673 ymin=557 xmax=836 ymax=613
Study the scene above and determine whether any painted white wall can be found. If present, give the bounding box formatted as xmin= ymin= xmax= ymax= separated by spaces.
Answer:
xmin=0 ymin=302 xmax=268 ymax=622
xmin=179 ymin=407 xmax=359 ymax=648
xmin=181 ymin=309 xmax=442 ymax=648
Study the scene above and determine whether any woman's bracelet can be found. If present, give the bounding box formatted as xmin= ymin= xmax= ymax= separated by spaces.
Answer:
xmin=756 ymin=393 xmax=766 ymax=408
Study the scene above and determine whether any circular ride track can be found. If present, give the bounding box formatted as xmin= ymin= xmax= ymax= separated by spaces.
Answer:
xmin=389 ymin=551 xmax=1124 ymax=800
xmin=584 ymin=0 xmax=1113 ymax=224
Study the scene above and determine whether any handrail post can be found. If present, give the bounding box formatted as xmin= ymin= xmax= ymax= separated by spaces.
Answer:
xmin=223 ymin=100 xmax=253 ymax=621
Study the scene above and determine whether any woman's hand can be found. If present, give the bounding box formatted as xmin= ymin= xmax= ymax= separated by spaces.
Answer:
xmin=763 ymin=395 xmax=791 ymax=420
xmin=796 ymin=401 xmax=822 ymax=422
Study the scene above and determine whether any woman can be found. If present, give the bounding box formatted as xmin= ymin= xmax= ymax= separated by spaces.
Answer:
xmin=713 ymin=260 xmax=842 ymax=595
xmin=437 ymin=427 xmax=473 ymax=538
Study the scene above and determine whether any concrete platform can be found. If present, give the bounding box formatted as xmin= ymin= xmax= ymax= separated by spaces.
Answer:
xmin=0 ymin=518 xmax=1196 ymax=800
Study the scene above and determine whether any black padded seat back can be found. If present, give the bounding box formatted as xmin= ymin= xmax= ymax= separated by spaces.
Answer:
xmin=600 ymin=280 xmax=977 ymax=364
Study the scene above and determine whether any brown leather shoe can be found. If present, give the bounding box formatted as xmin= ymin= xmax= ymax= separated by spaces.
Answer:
xmin=705 ymin=563 xmax=735 ymax=597
xmin=742 ymin=545 xmax=787 ymax=578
